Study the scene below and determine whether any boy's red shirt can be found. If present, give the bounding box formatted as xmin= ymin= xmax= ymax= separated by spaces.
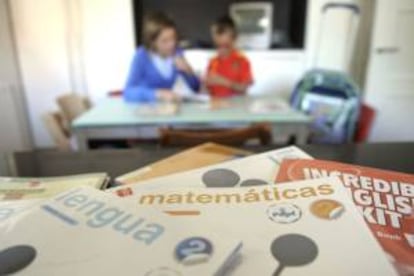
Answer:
xmin=207 ymin=50 xmax=253 ymax=98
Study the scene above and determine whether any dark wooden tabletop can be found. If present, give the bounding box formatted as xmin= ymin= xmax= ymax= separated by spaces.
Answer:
xmin=8 ymin=143 xmax=414 ymax=179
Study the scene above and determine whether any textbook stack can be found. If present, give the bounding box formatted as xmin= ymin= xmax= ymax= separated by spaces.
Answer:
xmin=116 ymin=142 xmax=252 ymax=185
xmin=112 ymin=177 xmax=396 ymax=275
xmin=1 ymin=145 xmax=413 ymax=275
xmin=275 ymin=159 xmax=414 ymax=275
xmin=0 ymin=173 xmax=109 ymax=201
xmin=0 ymin=187 xmax=242 ymax=276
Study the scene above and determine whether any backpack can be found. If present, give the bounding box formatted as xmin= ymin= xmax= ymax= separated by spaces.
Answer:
xmin=290 ymin=69 xmax=361 ymax=143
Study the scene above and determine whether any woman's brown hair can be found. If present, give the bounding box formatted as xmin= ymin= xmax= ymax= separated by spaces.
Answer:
xmin=143 ymin=12 xmax=177 ymax=50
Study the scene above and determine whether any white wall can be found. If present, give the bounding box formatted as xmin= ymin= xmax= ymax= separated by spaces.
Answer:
xmin=0 ymin=0 xmax=32 ymax=152
xmin=247 ymin=51 xmax=306 ymax=97
xmin=79 ymin=0 xmax=135 ymax=102
xmin=0 ymin=1 xmax=19 ymax=82
xmin=11 ymin=0 xmax=74 ymax=148
xmin=10 ymin=0 xmax=135 ymax=148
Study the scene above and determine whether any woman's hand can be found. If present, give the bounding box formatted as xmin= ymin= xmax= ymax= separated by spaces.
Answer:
xmin=156 ymin=89 xmax=181 ymax=102
xmin=174 ymin=56 xmax=194 ymax=75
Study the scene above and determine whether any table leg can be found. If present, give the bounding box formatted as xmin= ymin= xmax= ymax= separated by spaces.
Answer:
xmin=74 ymin=130 xmax=88 ymax=151
xmin=270 ymin=124 xmax=308 ymax=145
xmin=295 ymin=124 xmax=310 ymax=145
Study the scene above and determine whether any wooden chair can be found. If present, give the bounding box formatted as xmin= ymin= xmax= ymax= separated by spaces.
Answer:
xmin=159 ymin=124 xmax=273 ymax=147
xmin=354 ymin=103 xmax=376 ymax=143
xmin=56 ymin=93 xmax=90 ymax=123
xmin=43 ymin=112 xmax=71 ymax=151
xmin=83 ymin=97 xmax=92 ymax=109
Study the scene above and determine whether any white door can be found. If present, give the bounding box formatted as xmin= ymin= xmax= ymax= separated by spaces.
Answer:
xmin=10 ymin=0 xmax=74 ymax=148
xmin=364 ymin=0 xmax=414 ymax=142
xmin=0 ymin=0 xmax=32 ymax=154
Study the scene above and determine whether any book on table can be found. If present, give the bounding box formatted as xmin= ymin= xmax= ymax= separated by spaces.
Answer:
xmin=0 ymin=199 xmax=42 ymax=224
xmin=275 ymin=158 xmax=414 ymax=275
xmin=112 ymin=146 xmax=312 ymax=193
xmin=111 ymin=177 xmax=397 ymax=275
xmin=0 ymin=173 xmax=109 ymax=201
xmin=116 ymin=142 xmax=252 ymax=185
xmin=0 ymin=187 xmax=242 ymax=276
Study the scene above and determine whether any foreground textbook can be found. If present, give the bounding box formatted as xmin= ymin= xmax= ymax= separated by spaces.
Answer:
xmin=114 ymin=177 xmax=396 ymax=275
xmin=112 ymin=146 xmax=312 ymax=192
xmin=0 ymin=173 xmax=108 ymax=201
xmin=275 ymin=159 xmax=414 ymax=275
xmin=0 ymin=187 xmax=241 ymax=276
xmin=0 ymin=199 xmax=41 ymax=224
xmin=117 ymin=143 xmax=251 ymax=185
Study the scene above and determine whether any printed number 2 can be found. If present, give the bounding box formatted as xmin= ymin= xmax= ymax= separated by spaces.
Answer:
xmin=180 ymin=239 xmax=207 ymax=257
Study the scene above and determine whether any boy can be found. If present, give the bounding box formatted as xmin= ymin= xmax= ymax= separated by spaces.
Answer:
xmin=205 ymin=15 xmax=253 ymax=98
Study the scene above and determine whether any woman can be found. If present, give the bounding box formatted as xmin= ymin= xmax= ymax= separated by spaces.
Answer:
xmin=124 ymin=12 xmax=200 ymax=103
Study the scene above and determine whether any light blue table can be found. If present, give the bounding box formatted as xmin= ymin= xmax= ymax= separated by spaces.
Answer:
xmin=72 ymin=97 xmax=312 ymax=150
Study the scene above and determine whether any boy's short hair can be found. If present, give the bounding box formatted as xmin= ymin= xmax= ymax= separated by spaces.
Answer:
xmin=212 ymin=15 xmax=238 ymax=37
xmin=143 ymin=12 xmax=177 ymax=49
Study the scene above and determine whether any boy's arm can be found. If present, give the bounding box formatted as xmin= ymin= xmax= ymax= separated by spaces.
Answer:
xmin=235 ymin=57 xmax=253 ymax=93
xmin=205 ymin=57 xmax=253 ymax=94
xmin=205 ymin=74 xmax=248 ymax=94
xmin=229 ymin=81 xmax=250 ymax=94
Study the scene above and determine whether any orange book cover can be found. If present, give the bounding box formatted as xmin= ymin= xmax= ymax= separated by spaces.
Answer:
xmin=275 ymin=159 xmax=414 ymax=275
